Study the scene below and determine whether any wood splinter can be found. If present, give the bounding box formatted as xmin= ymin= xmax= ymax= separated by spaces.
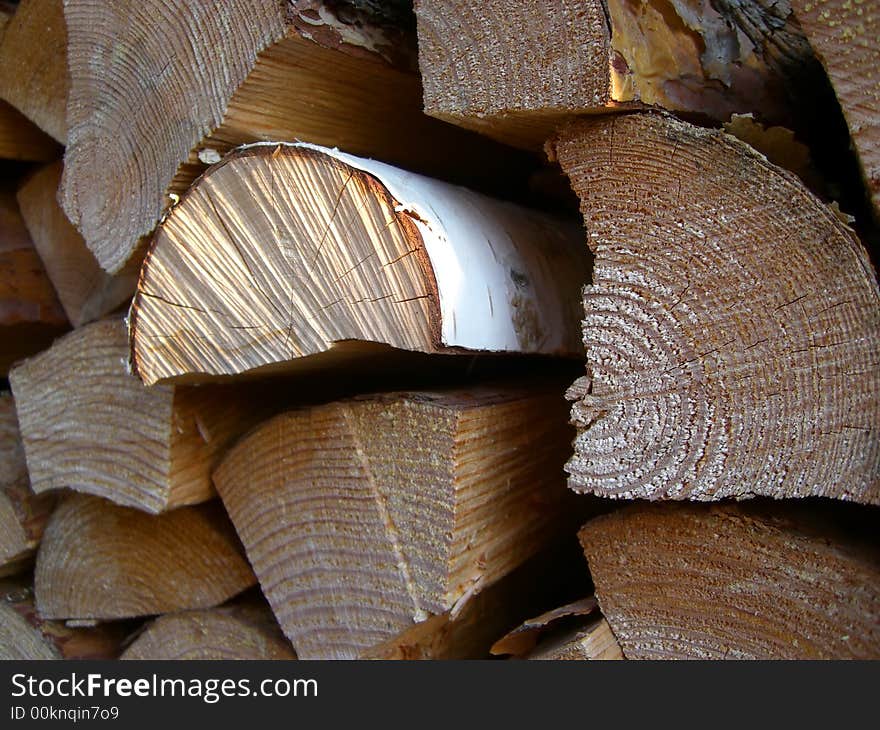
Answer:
xmin=130 ymin=143 xmax=589 ymax=386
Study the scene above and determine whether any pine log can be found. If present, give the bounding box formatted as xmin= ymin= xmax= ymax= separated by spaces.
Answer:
xmin=0 ymin=0 xmax=67 ymax=143
xmin=60 ymin=0 xmax=534 ymax=275
xmin=17 ymin=162 xmax=136 ymax=326
xmin=214 ymin=385 xmax=578 ymax=659
xmin=0 ymin=187 xmax=67 ymax=375
xmin=9 ymin=318 xmax=280 ymax=513
xmin=0 ymin=577 xmax=128 ymax=659
xmin=121 ymin=597 xmax=296 ymax=661
xmin=0 ymin=392 xmax=55 ymax=576
xmin=550 ymin=113 xmax=880 ymax=504
xmin=130 ymin=143 xmax=588 ymax=386
xmin=361 ymin=539 xmax=593 ymax=660
xmin=791 ymin=0 xmax=879 ymax=215
xmin=579 ymin=502 xmax=880 ymax=659
xmin=415 ymin=0 xmax=817 ymax=150
xmin=35 ymin=494 xmax=255 ymax=621
xmin=491 ymin=598 xmax=624 ymax=660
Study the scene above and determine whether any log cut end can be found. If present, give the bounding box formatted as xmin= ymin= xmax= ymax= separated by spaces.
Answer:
xmin=35 ymin=494 xmax=255 ymax=620
xmin=214 ymin=385 xmax=576 ymax=659
xmin=553 ymin=112 xmax=880 ymax=505
xmin=580 ymin=502 xmax=880 ymax=659
xmin=130 ymin=144 xmax=588 ymax=385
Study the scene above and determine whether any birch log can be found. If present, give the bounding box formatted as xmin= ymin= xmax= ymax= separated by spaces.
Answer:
xmin=35 ymin=494 xmax=255 ymax=620
xmin=415 ymin=0 xmax=818 ymax=150
xmin=214 ymin=385 xmax=579 ymax=659
xmin=580 ymin=502 xmax=880 ymax=659
xmin=130 ymin=143 xmax=588 ymax=386
xmin=9 ymin=319 xmax=279 ymax=513
xmin=551 ymin=113 xmax=880 ymax=504
xmin=60 ymin=0 xmax=533 ymax=275
xmin=17 ymin=162 xmax=136 ymax=327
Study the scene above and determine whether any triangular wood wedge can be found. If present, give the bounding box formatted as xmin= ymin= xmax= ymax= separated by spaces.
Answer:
xmin=122 ymin=597 xmax=295 ymax=661
xmin=130 ymin=143 xmax=589 ymax=386
xmin=10 ymin=318 xmax=280 ymax=513
xmin=35 ymin=494 xmax=255 ymax=620
xmin=580 ymin=502 xmax=880 ymax=659
xmin=550 ymin=113 xmax=880 ymax=504
xmin=60 ymin=0 xmax=532 ymax=274
xmin=214 ymin=384 xmax=578 ymax=659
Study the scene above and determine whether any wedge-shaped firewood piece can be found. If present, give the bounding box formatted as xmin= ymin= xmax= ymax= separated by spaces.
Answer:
xmin=10 ymin=318 xmax=279 ymax=513
xmin=0 ymin=393 xmax=55 ymax=576
xmin=60 ymin=0 xmax=532 ymax=275
xmin=361 ymin=540 xmax=592 ymax=660
xmin=0 ymin=188 xmax=67 ymax=375
xmin=551 ymin=113 xmax=880 ymax=504
xmin=0 ymin=0 xmax=67 ymax=142
xmin=17 ymin=162 xmax=136 ymax=327
xmin=0 ymin=578 xmax=129 ymax=659
xmin=35 ymin=494 xmax=255 ymax=620
xmin=791 ymin=0 xmax=879 ymax=214
xmin=415 ymin=0 xmax=817 ymax=150
xmin=131 ymin=144 xmax=588 ymax=385
xmin=214 ymin=385 xmax=576 ymax=659
xmin=491 ymin=597 xmax=623 ymax=661
xmin=0 ymin=104 xmax=59 ymax=162
xmin=122 ymin=596 xmax=295 ymax=661
xmin=580 ymin=502 xmax=880 ymax=659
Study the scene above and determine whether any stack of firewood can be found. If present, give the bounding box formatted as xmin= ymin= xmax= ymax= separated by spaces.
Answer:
xmin=0 ymin=0 xmax=877 ymax=661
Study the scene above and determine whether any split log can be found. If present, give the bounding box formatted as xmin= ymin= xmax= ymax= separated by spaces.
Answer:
xmin=0 ymin=578 xmax=128 ymax=659
xmin=551 ymin=113 xmax=880 ymax=504
xmin=60 ymin=0 xmax=534 ymax=275
xmin=121 ymin=597 xmax=295 ymax=661
xmin=361 ymin=539 xmax=593 ymax=660
xmin=491 ymin=598 xmax=623 ymax=660
xmin=10 ymin=318 xmax=279 ymax=513
xmin=35 ymin=494 xmax=255 ymax=620
xmin=579 ymin=502 xmax=880 ymax=659
xmin=415 ymin=0 xmax=818 ymax=150
xmin=17 ymin=162 xmax=136 ymax=327
xmin=0 ymin=0 xmax=67 ymax=143
xmin=214 ymin=385 xmax=579 ymax=659
xmin=0 ymin=392 xmax=54 ymax=576
xmin=791 ymin=0 xmax=880 ymax=214
xmin=0 ymin=187 xmax=67 ymax=375
xmin=130 ymin=143 xmax=588 ymax=386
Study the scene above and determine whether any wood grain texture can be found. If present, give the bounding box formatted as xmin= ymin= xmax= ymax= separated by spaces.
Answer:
xmin=552 ymin=113 xmax=880 ymax=504
xmin=791 ymin=0 xmax=879 ymax=214
xmin=0 ymin=0 xmax=67 ymax=142
xmin=214 ymin=385 xmax=575 ymax=659
xmin=0 ymin=392 xmax=55 ymax=576
xmin=415 ymin=0 xmax=816 ymax=150
xmin=580 ymin=502 xmax=880 ymax=659
xmin=9 ymin=318 xmax=280 ymax=513
xmin=0 ymin=187 xmax=67 ymax=375
xmin=17 ymin=162 xmax=135 ymax=326
xmin=130 ymin=144 xmax=588 ymax=385
xmin=35 ymin=494 xmax=255 ymax=620
xmin=60 ymin=0 xmax=532 ymax=274
xmin=0 ymin=577 xmax=128 ymax=659
xmin=122 ymin=598 xmax=295 ymax=660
